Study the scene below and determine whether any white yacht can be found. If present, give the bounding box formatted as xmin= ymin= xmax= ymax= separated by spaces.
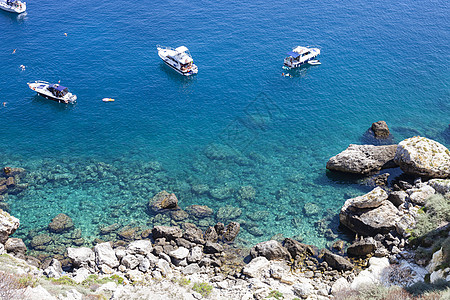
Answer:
xmin=157 ymin=45 xmax=198 ymax=76
xmin=28 ymin=81 xmax=77 ymax=104
xmin=0 ymin=0 xmax=26 ymax=13
xmin=284 ymin=46 xmax=320 ymax=68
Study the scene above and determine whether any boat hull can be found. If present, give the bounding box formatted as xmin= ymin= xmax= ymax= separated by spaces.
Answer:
xmin=36 ymin=93 xmax=71 ymax=104
xmin=284 ymin=54 xmax=319 ymax=68
xmin=161 ymin=59 xmax=197 ymax=76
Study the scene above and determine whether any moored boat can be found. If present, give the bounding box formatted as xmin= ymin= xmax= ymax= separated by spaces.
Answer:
xmin=28 ymin=81 xmax=77 ymax=104
xmin=157 ymin=45 xmax=198 ymax=76
xmin=0 ymin=0 xmax=26 ymax=14
xmin=284 ymin=46 xmax=320 ymax=68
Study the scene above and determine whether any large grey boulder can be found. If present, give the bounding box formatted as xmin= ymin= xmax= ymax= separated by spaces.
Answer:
xmin=94 ymin=242 xmax=119 ymax=268
xmin=283 ymin=238 xmax=314 ymax=258
xmin=347 ymin=237 xmax=377 ymax=257
xmin=327 ymin=144 xmax=397 ymax=175
xmin=242 ymin=256 xmax=270 ymax=278
xmin=346 ymin=187 xmax=388 ymax=209
xmin=0 ymin=209 xmax=19 ymax=244
xmin=250 ymin=240 xmax=291 ymax=261
xmin=127 ymin=240 xmax=153 ymax=256
xmin=371 ymin=121 xmax=391 ymax=139
xmin=169 ymin=247 xmax=189 ymax=260
xmin=340 ymin=188 xmax=399 ymax=236
xmin=322 ymin=249 xmax=353 ymax=271
xmin=152 ymin=226 xmax=183 ymax=241
xmin=121 ymin=255 xmax=139 ymax=270
xmin=67 ymin=247 xmax=95 ymax=268
xmin=4 ymin=237 xmax=27 ymax=255
xmin=394 ymin=136 xmax=450 ymax=178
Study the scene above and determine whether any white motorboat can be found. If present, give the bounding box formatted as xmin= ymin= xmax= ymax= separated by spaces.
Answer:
xmin=284 ymin=46 xmax=320 ymax=68
xmin=28 ymin=81 xmax=77 ymax=104
xmin=0 ymin=0 xmax=26 ymax=13
xmin=157 ymin=45 xmax=198 ymax=76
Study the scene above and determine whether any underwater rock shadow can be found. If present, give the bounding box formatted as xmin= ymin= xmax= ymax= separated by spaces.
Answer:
xmin=442 ymin=125 xmax=450 ymax=144
xmin=30 ymin=95 xmax=76 ymax=112
xmin=360 ymin=128 xmax=395 ymax=146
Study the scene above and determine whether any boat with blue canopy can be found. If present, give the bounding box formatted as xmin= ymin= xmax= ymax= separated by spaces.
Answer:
xmin=27 ymin=81 xmax=77 ymax=104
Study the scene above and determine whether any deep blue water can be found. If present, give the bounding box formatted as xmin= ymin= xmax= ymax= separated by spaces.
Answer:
xmin=0 ymin=0 xmax=449 ymax=249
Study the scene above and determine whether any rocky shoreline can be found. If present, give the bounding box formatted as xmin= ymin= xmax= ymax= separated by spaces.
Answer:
xmin=0 ymin=122 xmax=449 ymax=299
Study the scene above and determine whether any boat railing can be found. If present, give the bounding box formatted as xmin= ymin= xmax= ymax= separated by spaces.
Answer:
xmin=156 ymin=44 xmax=175 ymax=51
xmin=307 ymin=45 xmax=322 ymax=50
xmin=34 ymin=80 xmax=50 ymax=85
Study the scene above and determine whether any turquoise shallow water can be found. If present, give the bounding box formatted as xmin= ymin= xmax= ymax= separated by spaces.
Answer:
xmin=0 ymin=0 xmax=449 ymax=250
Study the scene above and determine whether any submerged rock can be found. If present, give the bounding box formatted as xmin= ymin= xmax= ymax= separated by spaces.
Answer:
xmin=185 ymin=205 xmax=213 ymax=218
xmin=238 ymin=185 xmax=256 ymax=200
xmin=149 ymin=191 xmax=179 ymax=213
xmin=222 ymin=222 xmax=240 ymax=242
xmin=210 ymin=186 xmax=233 ymax=200
xmin=327 ymin=144 xmax=397 ymax=175
xmin=30 ymin=234 xmax=52 ymax=249
xmin=170 ymin=209 xmax=189 ymax=221
xmin=217 ymin=206 xmax=242 ymax=222
xmin=204 ymin=143 xmax=236 ymax=161
xmin=48 ymin=213 xmax=74 ymax=233
xmin=394 ymin=136 xmax=450 ymax=178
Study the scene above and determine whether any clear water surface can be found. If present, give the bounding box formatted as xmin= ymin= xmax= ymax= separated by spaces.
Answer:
xmin=0 ymin=0 xmax=449 ymax=249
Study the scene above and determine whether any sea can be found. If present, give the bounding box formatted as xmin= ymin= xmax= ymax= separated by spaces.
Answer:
xmin=0 ymin=0 xmax=449 ymax=251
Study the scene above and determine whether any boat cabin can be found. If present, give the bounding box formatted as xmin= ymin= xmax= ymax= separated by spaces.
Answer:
xmin=48 ymin=85 xmax=69 ymax=98
xmin=6 ymin=0 xmax=21 ymax=7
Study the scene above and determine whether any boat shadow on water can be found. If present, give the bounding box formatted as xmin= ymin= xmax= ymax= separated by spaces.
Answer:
xmin=0 ymin=10 xmax=27 ymax=22
xmin=159 ymin=64 xmax=197 ymax=85
xmin=282 ymin=63 xmax=318 ymax=78
xmin=30 ymin=95 xmax=76 ymax=112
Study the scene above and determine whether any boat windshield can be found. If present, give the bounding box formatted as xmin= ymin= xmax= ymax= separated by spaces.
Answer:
xmin=6 ymin=0 xmax=20 ymax=6
xmin=49 ymin=85 xmax=69 ymax=97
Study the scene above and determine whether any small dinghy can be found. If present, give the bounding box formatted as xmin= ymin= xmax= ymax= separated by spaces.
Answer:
xmin=102 ymin=98 xmax=115 ymax=102
xmin=308 ymin=59 xmax=321 ymax=65
xmin=28 ymin=81 xmax=77 ymax=104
